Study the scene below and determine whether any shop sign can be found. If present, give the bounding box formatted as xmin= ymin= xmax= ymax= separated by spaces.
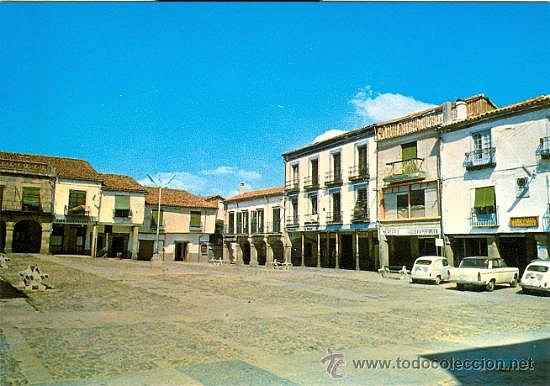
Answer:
xmin=510 ymin=216 xmax=538 ymax=228
xmin=384 ymin=226 xmax=440 ymax=236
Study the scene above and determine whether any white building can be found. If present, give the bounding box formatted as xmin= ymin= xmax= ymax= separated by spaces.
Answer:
xmin=139 ymin=187 xmax=219 ymax=262
xmin=223 ymin=185 xmax=285 ymax=265
xmin=282 ymin=126 xmax=378 ymax=270
xmin=440 ymin=95 xmax=550 ymax=272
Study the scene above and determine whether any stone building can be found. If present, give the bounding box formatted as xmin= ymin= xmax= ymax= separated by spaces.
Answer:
xmin=223 ymin=185 xmax=285 ymax=265
xmin=440 ymin=95 xmax=550 ymax=272
xmin=139 ymin=187 xmax=219 ymax=262
xmin=282 ymin=126 xmax=378 ymax=271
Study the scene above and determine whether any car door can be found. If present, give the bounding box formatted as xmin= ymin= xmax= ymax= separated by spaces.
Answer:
xmin=441 ymin=258 xmax=450 ymax=280
xmin=498 ymin=258 xmax=512 ymax=283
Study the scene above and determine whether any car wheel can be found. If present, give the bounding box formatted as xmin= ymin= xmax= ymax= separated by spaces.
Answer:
xmin=456 ymin=283 xmax=465 ymax=290
xmin=522 ymin=288 xmax=530 ymax=295
xmin=510 ymin=276 xmax=518 ymax=288
xmin=434 ymin=276 xmax=441 ymax=285
xmin=486 ymin=280 xmax=495 ymax=292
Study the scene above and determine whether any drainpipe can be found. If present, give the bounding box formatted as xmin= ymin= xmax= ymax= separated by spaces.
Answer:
xmin=436 ymin=125 xmax=445 ymax=258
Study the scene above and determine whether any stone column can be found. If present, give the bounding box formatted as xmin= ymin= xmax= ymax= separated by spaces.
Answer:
xmin=534 ymin=234 xmax=549 ymax=260
xmin=40 ymin=223 xmax=52 ymax=255
xmin=131 ymin=226 xmax=139 ymax=259
xmin=265 ymin=238 xmax=273 ymax=266
xmin=233 ymin=242 xmax=243 ymax=265
xmin=378 ymin=228 xmax=389 ymax=268
xmin=335 ymin=233 xmax=340 ymax=269
xmin=91 ymin=224 xmax=98 ymax=257
xmin=317 ymin=233 xmax=321 ymax=268
xmin=355 ymin=232 xmax=360 ymax=271
xmin=249 ymin=238 xmax=258 ymax=266
xmin=444 ymin=236 xmax=455 ymax=267
xmin=223 ymin=242 xmax=231 ymax=263
xmin=368 ymin=231 xmax=375 ymax=269
xmin=5 ymin=221 xmax=15 ymax=254
xmin=301 ymin=232 xmax=305 ymax=267
xmin=487 ymin=236 xmax=500 ymax=258
xmin=410 ymin=237 xmax=420 ymax=260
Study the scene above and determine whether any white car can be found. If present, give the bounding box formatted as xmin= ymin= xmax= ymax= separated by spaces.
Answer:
xmin=411 ymin=256 xmax=450 ymax=285
xmin=450 ymin=256 xmax=519 ymax=292
xmin=520 ymin=260 xmax=550 ymax=295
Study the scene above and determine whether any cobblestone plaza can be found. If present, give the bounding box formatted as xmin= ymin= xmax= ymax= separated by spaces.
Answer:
xmin=0 ymin=255 xmax=549 ymax=385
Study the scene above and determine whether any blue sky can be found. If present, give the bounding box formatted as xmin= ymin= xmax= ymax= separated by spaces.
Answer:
xmin=1 ymin=3 xmax=549 ymax=197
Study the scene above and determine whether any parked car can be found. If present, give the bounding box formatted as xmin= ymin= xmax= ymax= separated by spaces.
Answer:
xmin=520 ymin=260 xmax=550 ymax=295
xmin=411 ymin=256 xmax=450 ymax=285
xmin=449 ymin=256 xmax=519 ymax=291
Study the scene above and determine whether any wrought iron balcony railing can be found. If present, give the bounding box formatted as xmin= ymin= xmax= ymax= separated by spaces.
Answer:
xmin=464 ymin=148 xmax=496 ymax=170
xmin=286 ymin=215 xmax=300 ymax=227
xmin=303 ymin=176 xmax=320 ymax=191
xmin=326 ymin=211 xmax=343 ymax=224
xmin=537 ymin=136 xmax=550 ymax=161
xmin=348 ymin=165 xmax=369 ymax=182
xmin=352 ymin=207 xmax=370 ymax=223
xmin=303 ymin=213 xmax=320 ymax=224
xmin=470 ymin=207 xmax=499 ymax=227
xmin=250 ymin=222 xmax=265 ymax=234
xmin=65 ymin=205 xmax=90 ymax=217
xmin=324 ymin=171 xmax=343 ymax=187
xmin=383 ymin=158 xmax=426 ymax=184
xmin=113 ymin=209 xmax=133 ymax=218
xmin=284 ymin=179 xmax=300 ymax=194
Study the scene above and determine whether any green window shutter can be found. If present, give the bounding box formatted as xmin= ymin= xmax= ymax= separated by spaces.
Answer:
xmin=22 ymin=187 xmax=41 ymax=207
xmin=190 ymin=211 xmax=201 ymax=227
xmin=474 ymin=187 xmax=495 ymax=208
xmin=152 ymin=210 xmax=163 ymax=225
xmin=401 ymin=142 xmax=417 ymax=160
xmin=115 ymin=195 xmax=130 ymax=210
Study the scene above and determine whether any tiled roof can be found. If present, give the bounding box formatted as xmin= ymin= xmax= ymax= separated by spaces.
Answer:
xmin=144 ymin=187 xmax=218 ymax=209
xmin=0 ymin=151 xmax=102 ymax=181
xmin=225 ymin=186 xmax=284 ymax=202
xmin=100 ymin=173 xmax=146 ymax=193
xmin=442 ymin=95 xmax=550 ymax=130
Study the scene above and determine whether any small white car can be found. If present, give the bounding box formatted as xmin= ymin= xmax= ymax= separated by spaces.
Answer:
xmin=450 ymin=256 xmax=519 ymax=292
xmin=411 ymin=256 xmax=450 ymax=285
xmin=520 ymin=260 xmax=550 ymax=295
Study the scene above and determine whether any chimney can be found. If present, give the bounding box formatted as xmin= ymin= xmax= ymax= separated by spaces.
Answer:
xmin=239 ymin=182 xmax=245 ymax=194
xmin=441 ymin=102 xmax=452 ymax=124
xmin=456 ymin=99 xmax=467 ymax=121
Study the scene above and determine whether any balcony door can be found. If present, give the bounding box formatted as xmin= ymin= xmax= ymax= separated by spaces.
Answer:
xmin=357 ymin=145 xmax=368 ymax=175
xmin=472 ymin=131 xmax=491 ymax=159
xmin=332 ymin=153 xmax=341 ymax=180
xmin=332 ymin=192 xmax=341 ymax=221
xmin=310 ymin=159 xmax=319 ymax=185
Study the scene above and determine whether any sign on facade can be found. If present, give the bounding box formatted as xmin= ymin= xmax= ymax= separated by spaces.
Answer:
xmin=509 ymin=216 xmax=539 ymax=227
xmin=383 ymin=227 xmax=440 ymax=236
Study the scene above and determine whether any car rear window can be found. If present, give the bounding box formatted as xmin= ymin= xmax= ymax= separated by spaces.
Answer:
xmin=416 ymin=260 xmax=432 ymax=265
xmin=460 ymin=259 xmax=489 ymax=268
xmin=527 ymin=265 xmax=549 ymax=273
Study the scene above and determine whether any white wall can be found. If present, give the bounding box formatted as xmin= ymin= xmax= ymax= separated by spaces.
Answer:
xmin=99 ymin=190 xmax=145 ymax=225
xmin=226 ymin=194 xmax=284 ymax=232
xmin=53 ymin=179 xmax=102 ymax=219
xmin=441 ymin=109 xmax=550 ymax=234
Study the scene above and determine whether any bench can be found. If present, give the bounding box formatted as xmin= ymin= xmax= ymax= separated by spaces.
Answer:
xmin=18 ymin=265 xmax=50 ymax=290
xmin=0 ymin=253 xmax=9 ymax=269
xmin=378 ymin=265 xmax=411 ymax=280
xmin=272 ymin=259 xmax=292 ymax=270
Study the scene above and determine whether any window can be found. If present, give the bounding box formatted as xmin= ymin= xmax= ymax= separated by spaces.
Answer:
xmin=68 ymin=190 xmax=86 ymax=214
xmin=354 ymin=187 xmax=368 ymax=221
xmin=228 ymin=212 xmax=235 ymax=233
xmin=236 ymin=212 xmax=242 ymax=233
xmin=357 ymin=145 xmax=368 ymax=174
xmin=472 ymin=131 xmax=492 ymax=159
xmin=291 ymin=164 xmax=299 ymax=182
xmin=401 ymin=142 xmax=417 ymax=161
xmin=474 ymin=186 xmax=496 ymax=214
xmin=383 ymin=182 xmax=439 ymax=220
xmin=332 ymin=192 xmax=341 ymax=221
xmin=332 ymin=153 xmax=341 ymax=179
xmin=410 ymin=187 xmax=425 ymax=218
xmin=242 ymin=211 xmax=249 ymax=233
xmin=310 ymin=195 xmax=318 ymax=215
xmin=190 ymin=210 xmax=202 ymax=228
xmin=114 ymin=195 xmax=130 ymax=217
xmin=22 ymin=187 xmax=41 ymax=212
xmin=310 ymin=159 xmax=319 ymax=185
xmin=257 ymin=209 xmax=264 ymax=232
xmin=251 ymin=211 xmax=258 ymax=233
xmin=291 ymin=198 xmax=298 ymax=218
xmin=151 ymin=209 xmax=164 ymax=229
xmin=272 ymin=207 xmax=281 ymax=232
xmin=516 ymin=177 xmax=529 ymax=198
xmin=397 ymin=193 xmax=409 ymax=218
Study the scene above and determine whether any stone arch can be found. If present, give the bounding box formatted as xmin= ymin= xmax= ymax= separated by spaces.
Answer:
xmin=239 ymin=239 xmax=251 ymax=265
xmin=13 ymin=220 xmax=42 ymax=253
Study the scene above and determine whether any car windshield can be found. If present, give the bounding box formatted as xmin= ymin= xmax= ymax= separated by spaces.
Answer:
xmin=416 ymin=260 xmax=432 ymax=265
xmin=460 ymin=258 xmax=489 ymax=268
xmin=527 ymin=265 xmax=549 ymax=273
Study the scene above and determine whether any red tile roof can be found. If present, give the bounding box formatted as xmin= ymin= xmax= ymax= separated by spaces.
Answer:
xmin=0 ymin=151 xmax=102 ymax=181
xmin=100 ymin=173 xmax=145 ymax=193
xmin=144 ymin=186 xmax=218 ymax=209
xmin=225 ymin=186 xmax=284 ymax=202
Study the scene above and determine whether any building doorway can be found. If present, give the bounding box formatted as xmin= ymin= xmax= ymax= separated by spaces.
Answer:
xmin=340 ymin=234 xmax=354 ymax=270
xmin=241 ymin=240 xmax=251 ymax=265
xmin=138 ymin=240 xmax=154 ymax=260
xmin=389 ymin=236 xmax=415 ymax=269
xmin=110 ymin=235 xmax=128 ymax=257
xmin=499 ymin=236 xmax=535 ymax=275
xmin=175 ymin=241 xmax=187 ymax=261
xmin=13 ymin=220 xmax=42 ymax=253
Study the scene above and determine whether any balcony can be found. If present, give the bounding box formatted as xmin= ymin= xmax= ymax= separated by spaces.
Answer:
xmin=265 ymin=221 xmax=282 ymax=234
xmin=114 ymin=209 xmax=133 ymax=218
xmin=464 ymin=148 xmax=496 ymax=170
xmin=284 ymin=179 xmax=300 ymax=194
xmin=536 ymin=136 xmax=550 ymax=161
xmin=470 ymin=207 xmax=499 ymax=227
xmin=65 ymin=205 xmax=90 ymax=217
xmin=286 ymin=215 xmax=300 ymax=228
xmin=348 ymin=165 xmax=369 ymax=182
xmin=383 ymin=158 xmax=426 ymax=184
xmin=326 ymin=211 xmax=343 ymax=224
xmin=324 ymin=171 xmax=343 ymax=187
xmin=303 ymin=176 xmax=320 ymax=191
xmin=251 ymin=223 xmax=265 ymax=235
xmin=352 ymin=207 xmax=370 ymax=223
xmin=224 ymin=224 xmax=235 ymax=234
xmin=0 ymin=199 xmax=53 ymax=215
xmin=303 ymin=213 xmax=320 ymax=224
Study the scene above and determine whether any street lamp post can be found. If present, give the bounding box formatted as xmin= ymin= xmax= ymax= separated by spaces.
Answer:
xmin=147 ymin=174 xmax=176 ymax=257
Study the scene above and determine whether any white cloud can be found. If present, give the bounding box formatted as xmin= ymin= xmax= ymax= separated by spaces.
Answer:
xmin=137 ymin=172 xmax=208 ymax=192
xmin=201 ymin=166 xmax=262 ymax=181
xmin=312 ymin=129 xmax=348 ymax=144
xmin=350 ymin=86 xmax=436 ymax=124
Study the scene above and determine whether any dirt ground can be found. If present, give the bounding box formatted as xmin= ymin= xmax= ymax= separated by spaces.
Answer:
xmin=0 ymin=254 xmax=548 ymax=385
